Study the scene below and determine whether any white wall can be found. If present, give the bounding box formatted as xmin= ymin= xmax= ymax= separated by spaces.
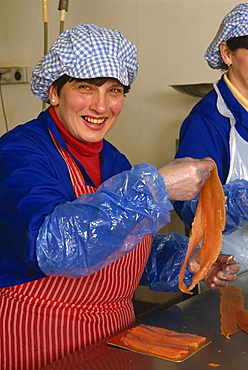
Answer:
xmin=0 ymin=0 xmax=240 ymax=234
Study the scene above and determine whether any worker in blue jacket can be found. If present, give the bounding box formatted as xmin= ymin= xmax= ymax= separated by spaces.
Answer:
xmin=0 ymin=24 xmax=239 ymax=369
xmin=175 ymin=3 xmax=248 ymax=274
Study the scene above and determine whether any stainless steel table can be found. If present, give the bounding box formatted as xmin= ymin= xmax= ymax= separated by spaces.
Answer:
xmin=43 ymin=273 xmax=248 ymax=370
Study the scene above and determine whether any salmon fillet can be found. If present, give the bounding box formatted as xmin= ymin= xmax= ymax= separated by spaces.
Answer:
xmin=237 ymin=309 xmax=248 ymax=333
xmin=128 ymin=325 xmax=190 ymax=348
xmin=220 ymin=286 xmax=244 ymax=339
xmin=118 ymin=324 xmax=206 ymax=360
xmin=132 ymin=324 xmax=206 ymax=348
xmin=178 ymin=158 xmax=226 ymax=294
xmin=120 ymin=332 xmax=189 ymax=360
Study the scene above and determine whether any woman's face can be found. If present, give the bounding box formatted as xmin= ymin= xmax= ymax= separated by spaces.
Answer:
xmin=49 ymin=78 xmax=125 ymax=144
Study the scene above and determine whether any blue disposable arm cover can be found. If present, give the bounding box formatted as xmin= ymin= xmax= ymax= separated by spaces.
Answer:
xmin=140 ymin=232 xmax=193 ymax=292
xmin=175 ymin=179 xmax=248 ymax=235
xmin=36 ymin=163 xmax=173 ymax=278
xmin=223 ymin=179 xmax=248 ymax=234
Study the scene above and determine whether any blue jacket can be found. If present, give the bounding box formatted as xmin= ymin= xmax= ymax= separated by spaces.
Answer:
xmin=174 ymin=76 xmax=248 ymax=232
xmin=175 ymin=75 xmax=248 ymax=184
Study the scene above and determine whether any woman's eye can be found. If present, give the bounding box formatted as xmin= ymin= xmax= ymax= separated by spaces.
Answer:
xmin=111 ymin=88 xmax=123 ymax=94
xmin=79 ymin=84 xmax=91 ymax=90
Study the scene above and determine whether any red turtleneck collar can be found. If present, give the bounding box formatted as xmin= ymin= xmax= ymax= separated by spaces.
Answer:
xmin=49 ymin=106 xmax=103 ymax=187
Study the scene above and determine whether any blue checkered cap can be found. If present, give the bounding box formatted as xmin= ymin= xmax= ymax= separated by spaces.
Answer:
xmin=205 ymin=3 xmax=248 ymax=69
xmin=30 ymin=24 xmax=139 ymax=102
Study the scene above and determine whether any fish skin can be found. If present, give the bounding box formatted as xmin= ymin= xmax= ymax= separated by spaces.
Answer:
xmin=178 ymin=158 xmax=226 ymax=294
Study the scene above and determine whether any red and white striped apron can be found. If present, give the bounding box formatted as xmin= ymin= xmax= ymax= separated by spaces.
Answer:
xmin=0 ymin=134 xmax=152 ymax=370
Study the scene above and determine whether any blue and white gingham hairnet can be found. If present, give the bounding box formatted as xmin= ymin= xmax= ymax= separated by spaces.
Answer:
xmin=205 ymin=3 xmax=248 ymax=69
xmin=30 ymin=24 xmax=139 ymax=102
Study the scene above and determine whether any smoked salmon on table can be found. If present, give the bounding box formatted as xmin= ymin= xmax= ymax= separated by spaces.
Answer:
xmin=220 ymin=285 xmax=244 ymax=339
xmin=120 ymin=333 xmax=189 ymax=361
xmin=220 ymin=285 xmax=248 ymax=338
xmin=178 ymin=158 xmax=226 ymax=294
xmin=107 ymin=324 xmax=207 ymax=361
xmin=129 ymin=324 xmax=206 ymax=348
xmin=237 ymin=308 xmax=248 ymax=333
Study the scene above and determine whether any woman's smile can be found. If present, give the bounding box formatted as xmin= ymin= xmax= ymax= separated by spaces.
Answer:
xmin=83 ymin=116 xmax=106 ymax=125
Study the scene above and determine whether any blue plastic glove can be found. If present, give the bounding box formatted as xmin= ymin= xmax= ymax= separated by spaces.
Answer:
xmin=140 ymin=232 xmax=194 ymax=292
xmin=36 ymin=163 xmax=173 ymax=278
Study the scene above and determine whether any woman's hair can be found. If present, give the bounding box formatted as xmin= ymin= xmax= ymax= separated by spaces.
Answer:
xmin=221 ymin=35 xmax=248 ymax=70
xmin=52 ymin=74 xmax=130 ymax=99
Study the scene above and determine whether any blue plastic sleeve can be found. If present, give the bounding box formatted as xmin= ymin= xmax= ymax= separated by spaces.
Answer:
xmin=175 ymin=179 xmax=248 ymax=235
xmin=140 ymin=232 xmax=194 ymax=292
xmin=36 ymin=163 xmax=173 ymax=278
xmin=223 ymin=179 xmax=248 ymax=234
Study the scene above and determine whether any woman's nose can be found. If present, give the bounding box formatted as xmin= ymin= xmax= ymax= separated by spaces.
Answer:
xmin=90 ymin=93 xmax=108 ymax=113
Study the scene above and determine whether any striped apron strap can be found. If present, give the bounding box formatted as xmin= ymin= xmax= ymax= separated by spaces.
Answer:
xmin=49 ymin=130 xmax=95 ymax=197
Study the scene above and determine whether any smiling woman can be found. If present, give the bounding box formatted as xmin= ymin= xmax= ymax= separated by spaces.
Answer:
xmin=0 ymin=23 xmax=239 ymax=370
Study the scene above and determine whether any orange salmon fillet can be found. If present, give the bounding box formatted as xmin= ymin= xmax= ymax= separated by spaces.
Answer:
xmin=237 ymin=308 xmax=248 ymax=333
xmin=178 ymin=158 xmax=226 ymax=294
xmin=120 ymin=332 xmax=189 ymax=360
xmin=132 ymin=324 xmax=206 ymax=348
xmin=129 ymin=325 xmax=190 ymax=349
xmin=220 ymin=286 xmax=244 ymax=339
xmin=118 ymin=324 xmax=206 ymax=360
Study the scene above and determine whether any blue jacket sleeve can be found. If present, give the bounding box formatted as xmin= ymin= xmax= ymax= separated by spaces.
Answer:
xmin=140 ymin=232 xmax=194 ymax=292
xmin=175 ymin=81 xmax=233 ymax=184
xmin=174 ymin=179 xmax=248 ymax=235
xmin=174 ymin=109 xmax=229 ymax=223
xmin=36 ymin=163 xmax=173 ymax=278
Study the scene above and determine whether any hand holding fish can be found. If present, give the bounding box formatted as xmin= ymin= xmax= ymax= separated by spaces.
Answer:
xmin=188 ymin=249 xmax=240 ymax=289
xmin=158 ymin=157 xmax=214 ymax=201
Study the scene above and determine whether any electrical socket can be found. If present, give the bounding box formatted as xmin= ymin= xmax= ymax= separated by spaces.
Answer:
xmin=0 ymin=67 xmax=28 ymax=84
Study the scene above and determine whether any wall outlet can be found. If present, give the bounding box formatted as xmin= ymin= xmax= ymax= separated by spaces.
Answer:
xmin=0 ymin=67 xmax=28 ymax=84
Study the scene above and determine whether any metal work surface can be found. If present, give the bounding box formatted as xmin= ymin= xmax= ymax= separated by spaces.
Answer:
xmin=43 ymin=273 xmax=248 ymax=370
